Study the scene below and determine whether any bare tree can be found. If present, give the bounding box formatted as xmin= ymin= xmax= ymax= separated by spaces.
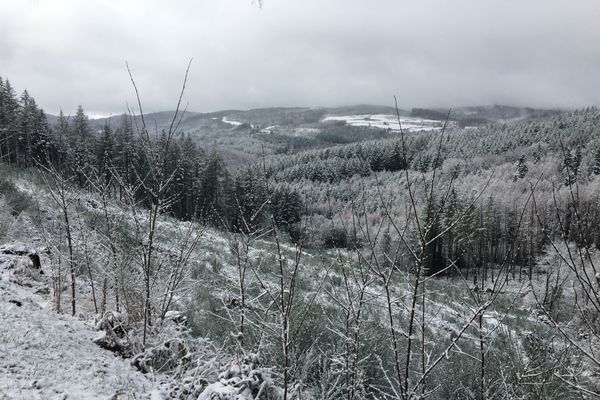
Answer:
xmin=528 ymin=135 xmax=600 ymax=396
xmin=39 ymin=162 xmax=78 ymax=316
xmin=125 ymin=60 xmax=192 ymax=347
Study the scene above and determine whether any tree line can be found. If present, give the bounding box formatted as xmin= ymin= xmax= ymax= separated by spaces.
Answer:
xmin=0 ymin=75 xmax=303 ymax=235
xmin=4 ymin=74 xmax=600 ymax=279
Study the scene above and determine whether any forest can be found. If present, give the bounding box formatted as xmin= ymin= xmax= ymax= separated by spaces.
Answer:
xmin=1 ymin=74 xmax=600 ymax=399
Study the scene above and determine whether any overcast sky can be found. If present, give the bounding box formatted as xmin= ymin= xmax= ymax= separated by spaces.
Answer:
xmin=1 ymin=0 xmax=600 ymax=116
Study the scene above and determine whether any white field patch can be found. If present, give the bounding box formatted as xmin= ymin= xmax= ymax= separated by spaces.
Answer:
xmin=322 ymin=114 xmax=443 ymax=131
xmin=221 ymin=116 xmax=243 ymax=126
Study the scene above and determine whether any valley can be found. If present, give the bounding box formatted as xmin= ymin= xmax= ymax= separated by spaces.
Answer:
xmin=1 ymin=75 xmax=599 ymax=398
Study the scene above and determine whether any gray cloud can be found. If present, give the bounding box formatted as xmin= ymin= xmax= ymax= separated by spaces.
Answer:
xmin=1 ymin=0 xmax=599 ymax=115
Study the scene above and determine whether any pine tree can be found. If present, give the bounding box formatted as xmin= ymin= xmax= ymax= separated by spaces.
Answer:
xmin=69 ymin=106 xmax=95 ymax=186
xmin=52 ymin=110 xmax=70 ymax=170
xmin=513 ymin=155 xmax=528 ymax=181
xmin=158 ymin=130 xmax=183 ymax=214
xmin=34 ymin=107 xmax=52 ymax=165
xmin=443 ymin=189 xmax=459 ymax=269
xmin=17 ymin=90 xmax=33 ymax=166
xmin=176 ymin=134 xmax=202 ymax=219
xmin=368 ymin=146 xmax=384 ymax=171
xmin=233 ymin=168 xmax=268 ymax=233
xmin=271 ymin=185 xmax=302 ymax=231
xmin=593 ymin=147 xmax=600 ymax=175
xmin=197 ymin=147 xmax=227 ymax=225
xmin=114 ymin=115 xmax=138 ymax=194
xmin=16 ymin=91 xmax=51 ymax=167
xmin=455 ymin=201 xmax=477 ymax=273
xmin=96 ymin=123 xmax=115 ymax=185
xmin=422 ymin=197 xmax=445 ymax=275
xmin=0 ymin=77 xmax=6 ymax=160
xmin=562 ymin=148 xmax=581 ymax=186
xmin=0 ymin=79 xmax=20 ymax=164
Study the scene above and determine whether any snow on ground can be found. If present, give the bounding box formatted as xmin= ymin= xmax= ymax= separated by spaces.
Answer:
xmin=221 ymin=117 xmax=243 ymax=127
xmin=0 ymin=251 xmax=161 ymax=400
xmin=322 ymin=114 xmax=443 ymax=131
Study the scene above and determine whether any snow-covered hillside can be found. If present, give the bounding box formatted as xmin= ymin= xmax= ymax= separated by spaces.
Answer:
xmin=0 ymin=172 xmax=292 ymax=400
xmin=1 ymin=160 xmax=599 ymax=398
xmin=322 ymin=114 xmax=443 ymax=131
xmin=0 ymin=248 xmax=160 ymax=400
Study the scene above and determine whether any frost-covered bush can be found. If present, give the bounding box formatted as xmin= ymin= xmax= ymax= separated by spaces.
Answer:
xmin=198 ymin=353 xmax=282 ymax=400
xmin=132 ymin=321 xmax=284 ymax=399
xmin=132 ymin=338 xmax=186 ymax=373
xmin=94 ymin=312 xmax=261 ymax=399
xmin=93 ymin=311 xmax=140 ymax=357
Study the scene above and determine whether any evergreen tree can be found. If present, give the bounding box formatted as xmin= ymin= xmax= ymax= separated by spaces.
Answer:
xmin=96 ymin=123 xmax=115 ymax=185
xmin=422 ymin=198 xmax=444 ymax=275
xmin=196 ymin=147 xmax=228 ymax=225
xmin=178 ymin=134 xmax=203 ymax=219
xmin=455 ymin=202 xmax=477 ymax=271
xmin=158 ymin=130 xmax=184 ymax=215
xmin=513 ymin=155 xmax=528 ymax=181
xmin=233 ymin=168 xmax=268 ymax=233
xmin=16 ymin=90 xmax=34 ymax=166
xmin=368 ymin=146 xmax=384 ymax=171
xmin=442 ymin=189 xmax=459 ymax=268
xmin=270 ymin=186 xmax=303 ymax=231
xmin=18 ymin=91 xmax=52 ymax=167
xmin=114 ymin=115 xmax=138 ymax=193
xmin=69 ymin=106 xmax=95 ymax=185
xmin=593 ymin=147 xmax=600 ymax=175
xmin=35 ymin=107 xmax=53 ymax=165
xmin=0 ymin=77 xmax=7 ymax=160
xmin=52 ymin=110 xmax=70 ymax=170
xmin=561 ymin=147 xmax=581 ymax=186
xmin=386 ymin=141 xmax=407 ymax=171
xmin=0 ymin=79 xmax=20 ymax=164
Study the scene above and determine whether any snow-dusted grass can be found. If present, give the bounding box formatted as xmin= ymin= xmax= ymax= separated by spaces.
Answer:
xmin=0 ymin=263 xmax=159 ymax=399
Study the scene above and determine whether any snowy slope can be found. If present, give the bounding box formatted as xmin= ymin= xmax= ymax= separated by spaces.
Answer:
xmin=0 ymin=253 xmax=161 ymax=400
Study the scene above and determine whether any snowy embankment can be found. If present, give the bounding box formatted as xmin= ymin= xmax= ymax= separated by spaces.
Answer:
xmin=0 ymin=247 xmax=160 ymax=400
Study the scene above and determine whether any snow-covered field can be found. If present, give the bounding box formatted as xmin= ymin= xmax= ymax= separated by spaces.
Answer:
xmin=222 ymin=113 xmax=443 ymax=132
xmin=322 ymin=114 xmax=443 ymax=131
xmin=221 ymin=117 xmax=243 ymax=127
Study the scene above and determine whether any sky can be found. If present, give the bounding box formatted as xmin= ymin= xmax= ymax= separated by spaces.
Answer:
xmin=1 ymin=0 xmax=600 ymax=117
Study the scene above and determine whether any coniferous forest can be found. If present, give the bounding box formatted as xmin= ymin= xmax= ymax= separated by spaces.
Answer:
xmin=2 ymin=72 xmax=600 ymax=398
xmin=1 ymin=2 xmax=600 ymax=399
